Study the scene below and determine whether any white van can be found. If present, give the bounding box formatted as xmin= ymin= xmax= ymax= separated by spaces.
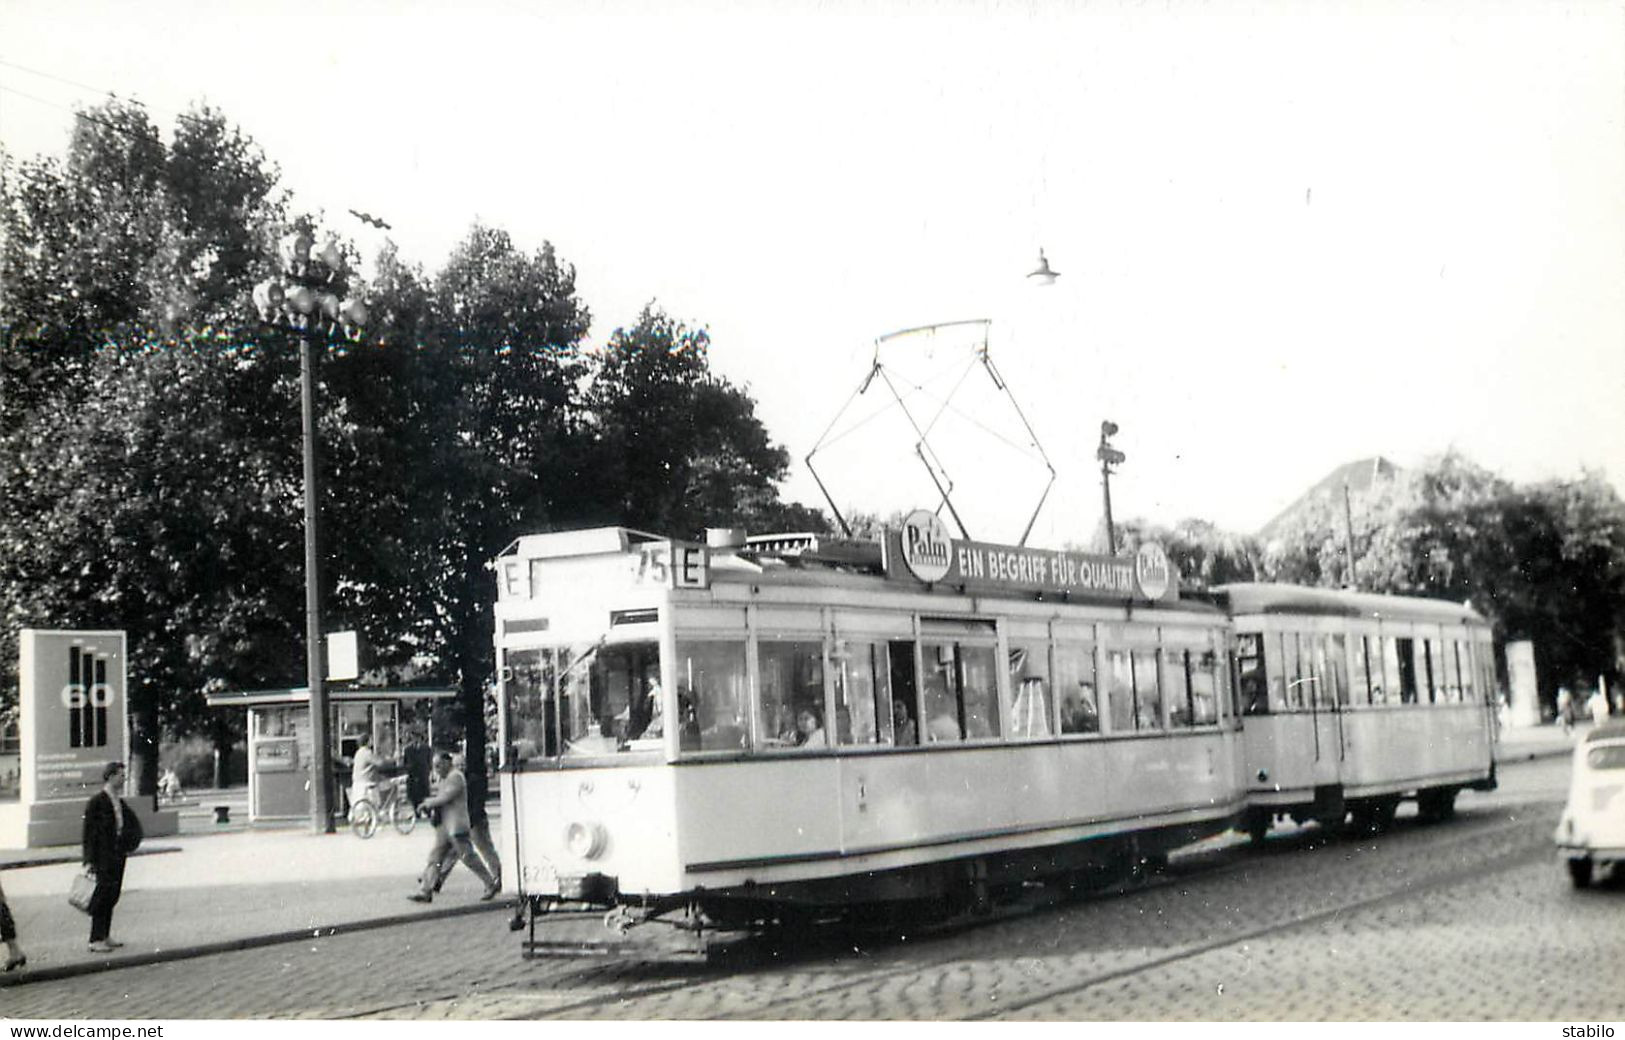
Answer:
xmin=1554 ymin=721 xmax=1625 ymax=887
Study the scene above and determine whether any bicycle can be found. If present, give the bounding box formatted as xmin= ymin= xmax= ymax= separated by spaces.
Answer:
xmin=349 ymin=775 xmax=417 ymax=839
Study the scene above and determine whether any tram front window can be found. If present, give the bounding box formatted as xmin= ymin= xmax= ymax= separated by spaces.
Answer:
xmin=501 ymin=640 xmax=659 ymax=762
xmin=1236 ymin=633 xmax=1268 ymax=715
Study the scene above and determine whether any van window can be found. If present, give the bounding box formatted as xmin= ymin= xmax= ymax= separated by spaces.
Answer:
xmin=1587 ymin=746 xmax=1625 ymax=770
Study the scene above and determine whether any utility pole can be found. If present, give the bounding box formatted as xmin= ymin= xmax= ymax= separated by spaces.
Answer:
xmin=1343 ymin=481 xmax=1359 ymax=589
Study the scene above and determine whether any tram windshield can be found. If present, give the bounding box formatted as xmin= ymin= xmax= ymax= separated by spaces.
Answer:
xmin=503 ymin=639 xmax=660 ymax=762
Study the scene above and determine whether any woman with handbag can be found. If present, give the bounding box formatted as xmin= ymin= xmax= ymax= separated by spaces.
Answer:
xmin=0 ymin=872 xmax=26 ymax=971
xmin=81 ymin=761 xmax=142 ymax=953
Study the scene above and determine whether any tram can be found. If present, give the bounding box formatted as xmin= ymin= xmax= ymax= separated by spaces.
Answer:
xmin=1214 ymin=583 xmax=1498 ymax=840
xmin=496 ymin=512 xmax=1249 ymax=943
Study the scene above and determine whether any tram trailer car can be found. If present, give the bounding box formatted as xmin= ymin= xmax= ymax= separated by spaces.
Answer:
xmin=495 ymin=522 xmax=1249 ymax=940
xmin=1214 ymin=583 xmax=1498 ymax=841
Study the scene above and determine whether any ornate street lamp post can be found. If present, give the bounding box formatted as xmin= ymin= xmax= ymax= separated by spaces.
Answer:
xmin=253 ymin=228 xmax=367 ymax=835
xmin=1097 ymin=419 xmax=1124 ymax=555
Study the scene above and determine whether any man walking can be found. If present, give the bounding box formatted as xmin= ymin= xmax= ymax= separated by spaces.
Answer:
xmin=409 ymin=751 xmax=498 ymax=903
xmin=82 ymin=761 xmax=142 ymax=953
xmin=428 ymin=756 xmax=501 ymax=896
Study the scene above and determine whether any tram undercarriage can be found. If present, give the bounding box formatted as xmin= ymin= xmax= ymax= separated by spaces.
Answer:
xmin=512 ymin=816 xmax=1237 ymax=957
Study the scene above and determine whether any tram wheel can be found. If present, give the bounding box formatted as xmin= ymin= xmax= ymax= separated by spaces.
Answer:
xmin=1245 ymin=813 xmax=1271 ymax=846
xmin=1417 ymin=787 xmax=1459 ymax=823
xmin=1568 ymin=859 xmax=1594 ymax=889
xmin=1350 ymin=799 xmax=1397 ymax=836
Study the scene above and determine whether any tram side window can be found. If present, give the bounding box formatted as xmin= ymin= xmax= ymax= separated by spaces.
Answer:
xmin=921 ymin=642 xmax=962 ymax=742
xmin=1392 ymin=637 xmax=1418 ymax=704
xmin=1276 ymin=634 xmax=1300 ymax=709
xmin=1188 ymin=648 xmax=1221 ymax=725
xmin=1236 ymin=633 xmax=1269 ymax=715
xmin=759 ymin=639 xmax=827 ymax=749
xmin=1106 ymin=649 xmax=1135 ymax=731
xmin=1462 ymin=637 xmax=1475 ymax=702
xmin=675 ymin=639 xmax=750 ymax=752
xmin=1163 ymin=647 xmax=1192 ymax=726
xmin=1308 ymin=635 xmax=1333 ymax=708
xmin=1442 ymin=640 xmax=1462 ymax=703
xmin=1132 ymin=649 xmax=1163 ymax=730
xmin=1351 ymin=635 xmax=1373 ymax=705
xmin=888 ymin=641 xmax=920 ymax=745
xmin=833 ymin=640 xmax=889 ymax=746
xmin=1420 ymin=639 xmax=1437 ymax=704
xmin=920 ymin=642 xmax=1000 ymax=742
xmin=1328 ymin=634 xmax=1349 ymax=707
xmin=1008 ymin=645 xmax=1053 ymax=739
xmin=1054 ymin=643 xmax=1100 ymax=735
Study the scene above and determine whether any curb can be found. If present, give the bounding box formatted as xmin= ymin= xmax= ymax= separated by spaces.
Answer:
xmin=0 ymin=846 xmax=184 ymax=872
xmin=0 ymin=899 xmax=512 ymax=989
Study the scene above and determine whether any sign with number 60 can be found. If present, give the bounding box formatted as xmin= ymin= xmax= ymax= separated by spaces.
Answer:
xmin=59 ymin=683 xmax=116 ymax=709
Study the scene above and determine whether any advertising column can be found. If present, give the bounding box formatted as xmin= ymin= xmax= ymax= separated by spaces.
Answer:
xmin=0 ymin=629 xmax=175 ymax=847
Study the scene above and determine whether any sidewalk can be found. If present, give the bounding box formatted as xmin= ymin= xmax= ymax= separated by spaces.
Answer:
xmin=0 ymin=796 xmax=507 ymax=989
xmin=1495 ymin=719 xmax=1587 ymax=763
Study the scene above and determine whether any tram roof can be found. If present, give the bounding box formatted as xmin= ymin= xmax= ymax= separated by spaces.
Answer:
xmin=1211 ymin=582 xmax=1487 ymax=625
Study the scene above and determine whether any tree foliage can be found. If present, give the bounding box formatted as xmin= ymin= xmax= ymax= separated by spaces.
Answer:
xmin=0 ymin=103 xmax=824 ymax=795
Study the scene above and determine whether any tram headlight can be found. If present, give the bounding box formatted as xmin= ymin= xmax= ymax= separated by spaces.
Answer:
xmin=565 ymin=820 xmax=608 ymax=860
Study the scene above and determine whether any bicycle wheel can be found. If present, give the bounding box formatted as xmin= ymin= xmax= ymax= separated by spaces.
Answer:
xmin=350 ymin=800 xmax=378 ymax=839
xmin=391 ymin=797 xmax=417 ymax=835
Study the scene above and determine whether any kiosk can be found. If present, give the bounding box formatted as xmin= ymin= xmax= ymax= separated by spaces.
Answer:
xmin=206 ymin=686 xmax=456 ymax=822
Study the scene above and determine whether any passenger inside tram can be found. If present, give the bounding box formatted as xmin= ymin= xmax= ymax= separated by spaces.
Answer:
xmin=1061 ymin=684 xmax=1099 ymax=733
xmin=795 ymin=708 xmax=826 ymax=747
xmin=892 ymin=698 xmax=918 ymax=745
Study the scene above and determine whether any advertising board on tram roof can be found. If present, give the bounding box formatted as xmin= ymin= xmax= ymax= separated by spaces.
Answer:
xmin=884 ymin=509 xmax=1178 ymax=604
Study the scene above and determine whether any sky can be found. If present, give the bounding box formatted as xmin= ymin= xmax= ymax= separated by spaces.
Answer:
xmin=2 ymin=0 xmax=1622 ymax=548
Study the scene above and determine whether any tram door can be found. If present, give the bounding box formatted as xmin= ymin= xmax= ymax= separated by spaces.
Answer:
xmin=888 ymin=641 xmax=920 ymax=744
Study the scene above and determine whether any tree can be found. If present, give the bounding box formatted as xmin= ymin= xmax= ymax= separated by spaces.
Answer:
xmin=0 ymin=100 xmax=288 ymax=790
xmin=1110 ymin=518 xmax=1262 ymax=591
xmin=581 ymin=304 xmax=827 ymax=539
xmin=0 ymin=345 xmax=304 ymax=789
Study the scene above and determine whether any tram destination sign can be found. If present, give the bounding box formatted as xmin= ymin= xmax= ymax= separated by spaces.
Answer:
xmin=883 ymin=510 xmax=1176 ymax=604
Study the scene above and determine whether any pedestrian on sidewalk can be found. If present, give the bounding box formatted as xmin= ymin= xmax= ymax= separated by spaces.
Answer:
xmin=1 ymin=872 xmax=26 ymax=972
xmin=1558 ymin=687 xmax=1574 ymax=735
xmin=1588 ymin=688 xmax=1609 ymax=727
xmin=402 ymin=727 xmax=432 ymax=817
xmin=409 ymin=751 xmax=498 ymax=904
xmin=429 ymin=756 xmax=501 ymax=896
xmin=82 ymin=761 xmax=143 ymax=953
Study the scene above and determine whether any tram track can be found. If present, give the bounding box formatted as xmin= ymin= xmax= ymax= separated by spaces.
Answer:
xmin=347 ymin=803 xmax=1558 ymax=1020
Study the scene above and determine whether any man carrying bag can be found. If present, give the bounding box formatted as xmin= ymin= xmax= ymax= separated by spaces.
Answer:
xmin=81 ymin=761 xmax=142 ymax=953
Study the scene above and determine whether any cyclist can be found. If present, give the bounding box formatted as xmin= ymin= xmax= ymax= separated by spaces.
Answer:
xmin=348 ymin=732 xmax=383 ymax=815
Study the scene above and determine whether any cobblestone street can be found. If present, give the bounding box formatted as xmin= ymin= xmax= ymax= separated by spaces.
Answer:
xmin=4 ymin=756 xmax=1617 ymax=1022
